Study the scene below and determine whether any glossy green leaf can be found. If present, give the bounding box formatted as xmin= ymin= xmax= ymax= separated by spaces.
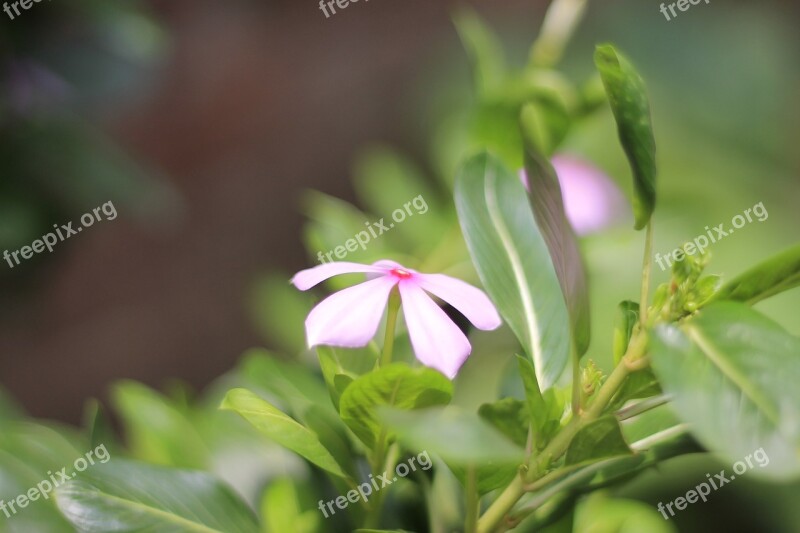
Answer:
xmin=55 ymin=460 xmax=259 ymax=533
xmin=455 ymin=153 xmax=571 ymax=389
xmin=651 ymin=302 xmax=800 ymax=478
xmin=712 ymin=243 xmax=800 ymax=305
xmin=521 ymin=137 xmax=591 ymax=356
xmin=380 ymin=407 xmax=524 ymax=464
xmin=594 ymin=44 xmax=657 ymax=230
xmin=220 ymin=388 xmax=347 ymax=478
xmin=565 ymin=416 xmax=632 ymax=465
xmin=338 ymin=364 xmax=452 ymax=449
xmin=0 ymin=422 xmax=84 ymax=532
xmin=478 ymin=398 xmax=529 ymax=447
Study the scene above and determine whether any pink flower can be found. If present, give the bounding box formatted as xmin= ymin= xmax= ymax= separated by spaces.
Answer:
xmin=520 ymin=155 xmax=627 ymax=235
xmin=291 ymin=260 xmax=502 ymax=378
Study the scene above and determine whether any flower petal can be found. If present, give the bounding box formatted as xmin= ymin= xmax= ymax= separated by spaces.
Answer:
xmin=398 ymin=281 xmax=472 ymax=379
xmin=292 ymin=261 xmax=386 ymax=291
xmin=551 ymin=155 xmax=627 ymax=235
xmin=415 ymin=273 xmax=502 ymax=331
xmin=306 ymin=275 xmax=398 ymax=348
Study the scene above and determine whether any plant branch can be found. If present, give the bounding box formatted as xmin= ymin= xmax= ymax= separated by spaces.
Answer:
xmin=529 ymin=0 xmax=589 ymax=69
xmin=615 ymin=393 xmax=670 ymax=422
xmin=476 ymin=333 xmax=649 ymax=533
xmin=640 ymin=221 xmax=654 ymax=326
xmin=465 ymin=465 xmax=479 ymax=533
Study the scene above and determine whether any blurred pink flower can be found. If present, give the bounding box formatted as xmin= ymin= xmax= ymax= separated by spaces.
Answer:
xmin=521 ymin=155 xmax=626 ymax=235
xmin=291 ymin=260 xmax=502 ymax=378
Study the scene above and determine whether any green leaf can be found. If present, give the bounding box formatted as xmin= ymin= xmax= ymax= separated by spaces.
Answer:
xmin=55 ymin=460 xmax=259 ymax=533
xmin=83 ymin=399 xmax=119 ymax=453
xmin=478 ymin=398 xmax=529 ymax=447
xmin=519 ymin=100 xmax=569 ymax=159
xmin=261 ymin=477 xmax=321 ymax=533
xmin=302 ymin=404 xmax=358 ymax=480
xmin=317 ymin=345 xmax=377 ymax=410
xmin=240 ymin=349 xmax=334 ymax=418
xmin=352 ymin=145 xmax=444 ymax=250
xmin=338 ymin=363 xmax=452 ymax=449
xmin=516 ymin=355 xmax=565 ymax=448
xmin=220 ymin=388 xmax=347 ymax=479
xmin=594 ymin=44 xmax=657 ymax=230
xmin=111 ymin=381 xmax=208 ymax=469
xmin=620 ymin=402 xmax=684 ymax=447
xmin=453 ymin=8 xmax=506 ymax=97
xmin=455 ymin=153 xmax=571 ymax=390
xmin=651 ymin=302 xmax=800 ymax=479
xmin=520 ymin=134 xmax=591 ymax=356
xmin=612 ymin=301 xmax=639 ymax=365
xmin=380 ymin=407 xmax=524 ymax=464
xmin=575 ymin=493 xmax=676 ymax=533
xmin=608 ymin=368 xmax=661 ymax=411
xmin=712 ymin=243 xmax=800 ymax=305
xmin=565 ymin=416 xmax=632 ymax=465
xmin=470 ymin=102 xmax=525 ymax=169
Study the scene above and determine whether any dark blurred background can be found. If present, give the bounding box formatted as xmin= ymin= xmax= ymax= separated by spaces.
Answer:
xmin=1 ymin=0 xmax=798 ymax=431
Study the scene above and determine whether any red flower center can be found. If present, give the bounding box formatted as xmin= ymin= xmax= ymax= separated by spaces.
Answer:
xmin=390 ymin=268 xmax=413 ymax=279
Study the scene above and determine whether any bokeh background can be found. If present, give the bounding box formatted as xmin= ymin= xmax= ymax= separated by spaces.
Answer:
xmin=1 ymin=0 xmax=799 ymax=530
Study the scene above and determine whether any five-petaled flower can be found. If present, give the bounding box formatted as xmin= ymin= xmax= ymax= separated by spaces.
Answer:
xmin=291 ymin=260 xmax=502 ymax=378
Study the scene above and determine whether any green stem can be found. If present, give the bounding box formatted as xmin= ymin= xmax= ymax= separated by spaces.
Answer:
xmin=640 ymin=222 xmax=654 ymax=327
xmin=380 ymin=289 xmax=401 ymax=367
xmin=465 ymin=465 xmax=479 ymax=533
xmin=529 ymin=0 xmax=589 ymax=69
xmin=570 ymin=344 xmax=582 ymax=416
xmin=476 ymin=335 xmax=647 ymax=533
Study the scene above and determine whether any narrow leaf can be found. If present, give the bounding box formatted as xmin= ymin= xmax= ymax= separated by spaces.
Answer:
xmin=520 ymin=130 xmax=591 ymax=356
xmin=221 ymin=388 xmax=347 ymax=478
xmin=712 ymin=244 xmax=800 ymax=305
xmin=455 ymin=152 xmax=571 ymax=389
xmin=594 ymin=44 xmax=657 ymax=230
